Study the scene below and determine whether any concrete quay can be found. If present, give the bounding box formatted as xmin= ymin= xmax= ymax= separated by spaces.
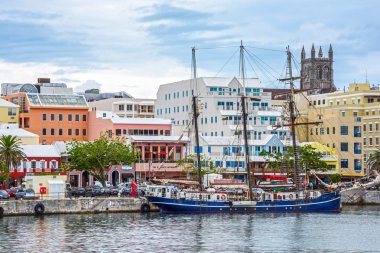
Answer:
xmin=0 ymin=197 xmax=157 ymax=217
xmin=342 ymin=190 xmax=380 ymax=205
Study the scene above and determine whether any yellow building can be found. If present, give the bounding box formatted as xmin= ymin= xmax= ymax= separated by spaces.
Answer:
xmin=0 ymin=98 xmax=19 ymax=124
xmin=296 ymin=83 xmax=380 ymax=177
xmin=299 ymin=142 xmax=339 ymax=173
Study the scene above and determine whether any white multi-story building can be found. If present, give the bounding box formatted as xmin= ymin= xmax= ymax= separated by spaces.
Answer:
xmin=155 ymin=77 xmax=289 ymax=178
xmin=89 ymin=98 xmax=155 ymax=118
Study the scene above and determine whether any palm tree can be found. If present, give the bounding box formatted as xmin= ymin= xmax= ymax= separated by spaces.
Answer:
xmin=0 ymin=135 xmax=26 ymax=188
xmin=367 ymin=149 xmax=380 ymax=173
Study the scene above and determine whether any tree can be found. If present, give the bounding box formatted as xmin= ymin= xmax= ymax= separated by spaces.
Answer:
xmin=261 ymin=145 xmax=328 ymax=176
xmin=366 ymin=149 xmax=380 ymax=173
xmin=284 ymin=145 xmax=329 ymax=174
xmin=177 ymin=154 xmax=222 ymax=178
xmin=0 ymin=161 xmax=9 ymax=188
xmin=0 ymin=135 xmax=26 ymax=188
xmin=259 ymin=150 xmax=284 ymax=173
xmin=65 ymin=134 xmax=136 ymax=186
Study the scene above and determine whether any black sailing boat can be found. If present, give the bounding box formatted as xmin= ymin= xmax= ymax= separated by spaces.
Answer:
xmin=145 ymin=44 xmax=342 ymax=213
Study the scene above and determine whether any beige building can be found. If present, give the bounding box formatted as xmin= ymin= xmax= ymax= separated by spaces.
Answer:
xmin=0 ymin=124 xmax=39 ymax=144
xmin=89 ymin=98 xmax=155 ymax=118
xmin=296 ymin=83 xmax=380 ymax=177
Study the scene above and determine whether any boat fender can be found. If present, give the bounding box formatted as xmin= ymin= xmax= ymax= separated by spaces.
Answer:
xmin=34 ymin=202 xmax=45 ymax=215
xmin=221 ymin=195 xmax=227 ymax=201
xmin=140 ymin=203 xmax=150 ymax=213
xmin=289 ymin=194 xmax=294 ymax=200
xmin=0 ymin=206 xmax=4 ymax=218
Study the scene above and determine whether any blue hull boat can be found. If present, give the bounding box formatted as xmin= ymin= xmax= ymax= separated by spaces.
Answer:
xmin=146 ymin=191 xmax=341 ymax=214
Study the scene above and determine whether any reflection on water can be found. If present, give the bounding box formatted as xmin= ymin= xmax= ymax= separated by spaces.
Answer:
xmin=0 ymin=206 xmax=380 ymax=253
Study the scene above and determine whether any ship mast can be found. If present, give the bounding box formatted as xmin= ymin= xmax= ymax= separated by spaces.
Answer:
xmin=240 ymin=41 xmax=254 ymax=201
xmin=191 ymin=47 xmax=203 ymax=191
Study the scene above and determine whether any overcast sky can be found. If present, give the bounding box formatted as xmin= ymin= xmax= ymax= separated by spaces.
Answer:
xmin=0 ymin=0 xmax=379 ymax=98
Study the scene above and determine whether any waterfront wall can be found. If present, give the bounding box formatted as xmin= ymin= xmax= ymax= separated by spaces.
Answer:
xmin=342 ymin=190 xmax=380 ymax=205
xmin=0 ymin=197 xmax=156 ymax=216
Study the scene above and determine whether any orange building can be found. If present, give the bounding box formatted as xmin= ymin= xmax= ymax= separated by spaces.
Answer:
xmin=5 ymin=93 xmax=89 ymax=144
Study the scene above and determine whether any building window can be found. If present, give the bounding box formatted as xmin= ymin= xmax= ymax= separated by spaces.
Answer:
xmin=363 ymin=124 xmax=366 ymax=132
xmin=68 ymin=129 xmax=72 ymax=136
xmin=340 ymin=126 xmax=348 ymax=135
xmin=363 ymin=138 xmax=366 ymax=146
xmin=118 ymin=104 xmax=124 ymax=111
xmin=59 ymin=114 xmax=63 ymax=121
xmin=369 ymin=137 xmax=373 ymax=146
xmin=59 ymin=129 xmax=63 ymax=136
xmin=116 ymin=129 xmax=122 ymax=136
xmin=320 ymin=128 xmax=325 ymax=135
xmin=340 ymin=142 xmax=348 ymax=152
xmin=82 ymin=129 xmax=87 ymax=136
xmin=376 ymin=123 xmax=379 ymax=132
xmin=75 ymin=129 xmax=79 ymax=136
xmin=127 ymin=104 xmax=133 ymax=111
xmin=332 ymin=127 xmax=335 ymax=134
xmin=340 ymin=159 xmax=348 ymax=169
xmin=75 ymin=114 xmax=79 ymax=121
xmin=354 ymin=143 xmax=361 ymax=154
xmin=40 ymin=160 xmax=46 ymax=169
xmin=376 ymin=137 xmax=379 ymax=146
xmin=42 ymin=128 xmax=46 ymax=136
xmin=83 ymin=115 xmax=87 ymax=121
xmin=50 ymin=160 xmax=57 ymax=169
xmin=354 ymin=126 xmax=361 ymax=137
xmin=326 ymin=127 xmax=329 ymax=134
xmin=51 ymin=128 xmax=55 ymax=136
xmin=31 ymin=161 xmax=37 ymax=169
xmin=354 ymin=159 xmax=362 ymax=172
xmin=8 ymin=108 xmax=16 ymax=116
xmin=369 ymin=123 xmax=373 ymax=132
xmin=68 ymin=114 xmax=72 ymax=121
xmin=341 ymin=111 xmax=345 ymax=117
xmin=51 ymin=114 xmax=55 ymax=121
xmin=43 ymin=114 xmax=47 ymax=121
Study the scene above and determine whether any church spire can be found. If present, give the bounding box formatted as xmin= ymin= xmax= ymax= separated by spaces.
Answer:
xmin=311 ymin=43 xmax=315 ymax=59
xmin=301 ymin=45 xmax=305 ymax=60
xmin=318 ymin=46 xmax=323 ymax=58
xmin=328 ymin=44 xmax=333 ymax=61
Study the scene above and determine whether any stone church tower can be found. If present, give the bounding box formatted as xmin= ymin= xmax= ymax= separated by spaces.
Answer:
xmin=300 ymin=44 xmax=335 ymax=94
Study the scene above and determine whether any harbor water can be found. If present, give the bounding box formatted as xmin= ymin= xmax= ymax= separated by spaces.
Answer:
xmin=0 ymin=206 xmax=379 ymax=253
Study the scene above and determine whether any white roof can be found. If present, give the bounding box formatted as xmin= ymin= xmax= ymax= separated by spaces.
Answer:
xmin=113 ymin=100 xmax=155 ymax=105
xmin=0 ymin=98 xmax=18 ymax=108
xmin=0 ymin=128 xmax=39 ymax=138
xmin=130 ymin=135 xmax=189 ymax=142
xmin=256 ymin=110 xmax=281 ymax=117
xmin=201 ymin=77 xmax=262 ymax=88
xmin=111 ymin=117 xmax=171 ymax=125
xmin=201 ymin=134 xmax=283 ymax=146
xmin=21 ymin=145 xmax=61 ymax=157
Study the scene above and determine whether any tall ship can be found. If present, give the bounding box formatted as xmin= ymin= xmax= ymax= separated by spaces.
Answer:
xmin=145 ymin=43 xmax=342 ymax=213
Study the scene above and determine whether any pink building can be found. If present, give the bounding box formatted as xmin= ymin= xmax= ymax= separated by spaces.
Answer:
xmin=67 ymin=111 xmax=189 ymax=187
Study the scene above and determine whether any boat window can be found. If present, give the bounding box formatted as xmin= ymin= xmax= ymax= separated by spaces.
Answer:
xmin=208 ymin=195 xmax=211 ymax=200
xmin=199 ymin=194 xmax=202 ymax=200
xmin=278 ymin=195 xmax=282 ymax=200
xmin=167 ymin=188 xmax=170 ymax=192
xmin=296 ymin=194 xmax=299 ymax=199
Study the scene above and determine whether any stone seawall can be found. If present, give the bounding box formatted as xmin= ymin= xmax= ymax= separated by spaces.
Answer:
xmin=342 ymin=190 xmax=380 ymax=205
xmin=0 ymin=197 xmax=157 ymax=216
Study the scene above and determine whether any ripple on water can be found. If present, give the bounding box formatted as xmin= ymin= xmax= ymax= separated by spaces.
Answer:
xmin=0 ymin=206 xmax=379 ymax=253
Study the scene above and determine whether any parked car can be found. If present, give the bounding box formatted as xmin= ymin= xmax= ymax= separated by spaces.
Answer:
xmin=72 ymin=187 xmax=86 ymax=197
xmin=0 ymin=190 xmax=10 ymax=199
xmin=110 ymin=187 xmax=120 ymax=196
xmin=92 ymin=186 xmax=103 ymax=196
xmin=85 ymin=186 xmax=93 ymax=197
xmin=94 ymin=181 xmax=111 ymax=187
xmin=7 ymin=187 xmax=21 ymax=198
xmin=120 ymin=187 xmax=131 ymax=196
xmin=15 ymin=188 xmax=35 ymax=200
